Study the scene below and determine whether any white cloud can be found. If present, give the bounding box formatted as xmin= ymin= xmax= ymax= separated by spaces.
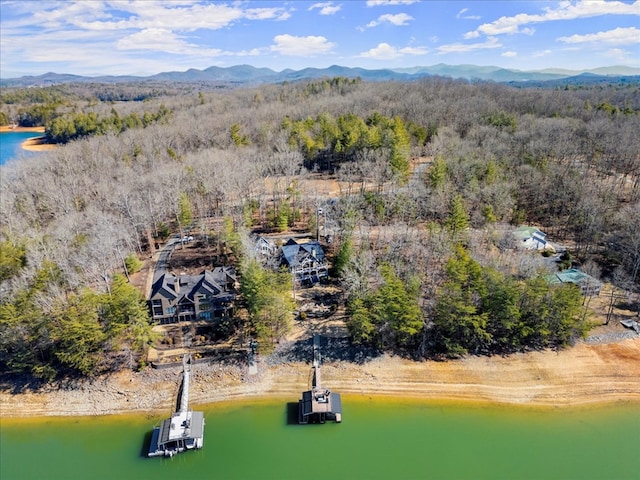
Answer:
xmin=116 ymin=28 xmax=223 ymax=56
xmin=533 ymin=49 xmax=552 ymax=58
xmin=603 ymin=47 xmax=634 ymax=62
xmin=360 ymin=43 xmax=400 ymax=59
xmin=245 ymin=7 xmax=292 ymax=21
xmin=466 ymin=0 xmax=640 ymax=37
xmin=366 ymin=0 xmax=418 ymax=6
xmin=270 ymin=34 xmax=335 ymax=56
xmin=1 ymin=1 xmax=299 ymax=75
xmin=236 ymin=48 xmax=264 ymax=57
xmin=366 ymin=13 xmax=414 ymax=27
xmin=359 ymin=42 xmax=428 ymax=59
xmin=501 ymin=51 xmax=517 ymax=57
xmin=456 ymin=8 xmax=481 ymax=20
xmin=400 ymin=46 xmax=429 ymax=55
xmin=558 ymin=26 xmax=640 ymax=45
xmin=309 ymin=2 xmax=342 ymax=15
xmin=103 ymin=2 xmax=245 ymax=31
xmin=437 ymin=36 xmax=501 ymax=54
xmin=31 ymin=2 xmax=292 ymax=33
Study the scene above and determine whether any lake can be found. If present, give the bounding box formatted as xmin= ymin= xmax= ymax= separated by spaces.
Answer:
xmin=1 ymin=397 xmax=638 ymax=480
xmin=0 ymin=131 xmax=43 ymax=165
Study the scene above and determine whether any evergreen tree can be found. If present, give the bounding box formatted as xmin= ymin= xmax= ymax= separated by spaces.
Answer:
xmin=388 ymin=116 xmax=412 ymax=183
xmin=99 ymin=274 xmax=156 ymax=352
xmin=445 ymin=194 xmax=469 ymax=234
xmin=433 ymin=246 xmax=490 ymax=356
xmin=346 ymin=264 xmax=422 ymax=349
xmin=346 ymin=297 xmax=376 ymax=345
xmin=428 ymin=155 xmax=448 ymax=189
xmin=0 ymin=239 xmax=28 ymax=282
xmin=332 ymin=237 xmax=353 ymax=278
xmin=372 ymin=264 xmax=423 ymax=347
xmin=51 ymin=291 xmax=105 ymax=375
xmin=240 ymin=260 xmax=295 ymax=350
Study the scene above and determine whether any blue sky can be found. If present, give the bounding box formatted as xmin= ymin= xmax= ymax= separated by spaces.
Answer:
xmin=1 ymin=0 xmax=638 ymax=78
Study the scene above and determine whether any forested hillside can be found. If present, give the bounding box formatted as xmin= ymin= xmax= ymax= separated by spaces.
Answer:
xmin=1 ymin=77 xmax=639 ymax=379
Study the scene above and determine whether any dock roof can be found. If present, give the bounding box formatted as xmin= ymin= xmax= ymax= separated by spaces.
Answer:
xmin=158 ymin=410 xmax=204 ymax=446
xmin=300 ymin=390 xmax=342 ymax=417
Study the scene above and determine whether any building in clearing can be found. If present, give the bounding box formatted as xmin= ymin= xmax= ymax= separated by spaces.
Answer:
xmin=547 ymin=268 xmax=603 ymax=296
xmin=280 ymin=238 xmax=329 ymax=286
xmin=512 ymin=226 xmax=555 ymax=252
xmin=148 ymin=268 xmax=236 ymax=324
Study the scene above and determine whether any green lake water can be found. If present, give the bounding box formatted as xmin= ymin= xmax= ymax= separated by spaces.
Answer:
xmin=2 ymin=397 xmax=639 ymax=480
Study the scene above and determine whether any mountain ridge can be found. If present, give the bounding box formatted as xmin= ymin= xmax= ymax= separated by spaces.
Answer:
xmin=2 ymin=64 xmax=638 ymax=87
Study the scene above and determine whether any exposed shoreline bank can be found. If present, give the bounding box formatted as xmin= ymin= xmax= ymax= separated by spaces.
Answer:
xmin=0 ymin=125 xmax=57 ymax=152
xmin=2 ymin=337 xmax=638 ymax=418
xmin=0 ymin=126 xmax=45 ymax=133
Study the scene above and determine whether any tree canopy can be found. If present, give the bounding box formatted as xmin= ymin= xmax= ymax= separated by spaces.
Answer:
xmin=432 ymin=245 xmax=589 ymax=357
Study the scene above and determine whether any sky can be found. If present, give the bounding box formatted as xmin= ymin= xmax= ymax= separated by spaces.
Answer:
xmin=0 ymin=0 xmax=638 ymax=78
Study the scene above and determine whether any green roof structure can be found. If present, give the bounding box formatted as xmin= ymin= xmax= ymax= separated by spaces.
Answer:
xmin=547 ymin=268 xmax=602 ymax=296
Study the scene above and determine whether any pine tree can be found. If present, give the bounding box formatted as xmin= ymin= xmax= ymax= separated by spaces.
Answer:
xmin=445 ymin=194 xmax=469 ymax=234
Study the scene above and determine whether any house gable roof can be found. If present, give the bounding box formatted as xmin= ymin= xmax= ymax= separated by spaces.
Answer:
xmin=281 ymin=239 xmax=326 ymax=267
xmin=150 ymin=273 xmax=179 ymax=301
xmin=149 ymin=269 xmax=235 ymax=304
xmin=255 ymin=236 xmax=276 ymax=248
xmin=513 ymin=226 xmax=547 ymax=240
xmin=210 ymin=266 xmax=237 ymax=284
xmin=185 ymin=272 xmax=223 ymax=302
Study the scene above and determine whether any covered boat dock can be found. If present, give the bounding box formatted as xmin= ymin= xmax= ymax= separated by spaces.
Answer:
xmin=298 ymin=335 xmax=342 ymax=424
xmin=148 ymin=355 xmax=205 ymax=457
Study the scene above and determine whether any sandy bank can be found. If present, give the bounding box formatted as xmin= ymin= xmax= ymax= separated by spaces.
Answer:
xmin=0 ymin=126 xmax=45 ymax=133
xmin=1 ymin=338 xmax=638 ymax=418
xmin=21 ymin=136 xmax=57 ymax=152
xmin=1 ymin=125 xmax=56 ymax=152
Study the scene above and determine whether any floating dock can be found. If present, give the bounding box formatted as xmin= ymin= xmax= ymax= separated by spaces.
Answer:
xmin=148 ymin=355 xmax=205 ymax=457
xmin=299 ymin=335 xmax=342 ymax=424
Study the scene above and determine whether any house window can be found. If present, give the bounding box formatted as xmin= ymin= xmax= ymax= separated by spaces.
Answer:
xmin=166 ymin=307 xmax=176 ymax=315
xmin=179 ymin=304 xmax=194 ymax=313
xmin=199 ymin=311 xmax=212 ymax=320
xmin=198 ymin=294 xmax=210 ymax=312
xmin=152 ymin=299 xmax=163 ymax=317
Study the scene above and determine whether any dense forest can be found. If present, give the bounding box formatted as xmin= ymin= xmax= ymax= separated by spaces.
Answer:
xmin=1 ymin=77 xmax=639 ymax=380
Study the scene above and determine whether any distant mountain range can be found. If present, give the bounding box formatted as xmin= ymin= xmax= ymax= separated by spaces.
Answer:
xmin=2 ymin=64 xmax=639 ymax=87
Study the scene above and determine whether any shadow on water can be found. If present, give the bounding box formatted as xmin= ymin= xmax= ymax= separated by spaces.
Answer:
xmin=140 ymin=430 xmax=153 ymax=458
xmin=286 ymin=402 xmax=300 ymax=425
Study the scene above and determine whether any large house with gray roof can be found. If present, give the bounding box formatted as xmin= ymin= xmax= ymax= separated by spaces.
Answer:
xmin=280 ymin=238 xmax=328 ymax=285
xmin=149 ymin=267 xmax=236 ymax=324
